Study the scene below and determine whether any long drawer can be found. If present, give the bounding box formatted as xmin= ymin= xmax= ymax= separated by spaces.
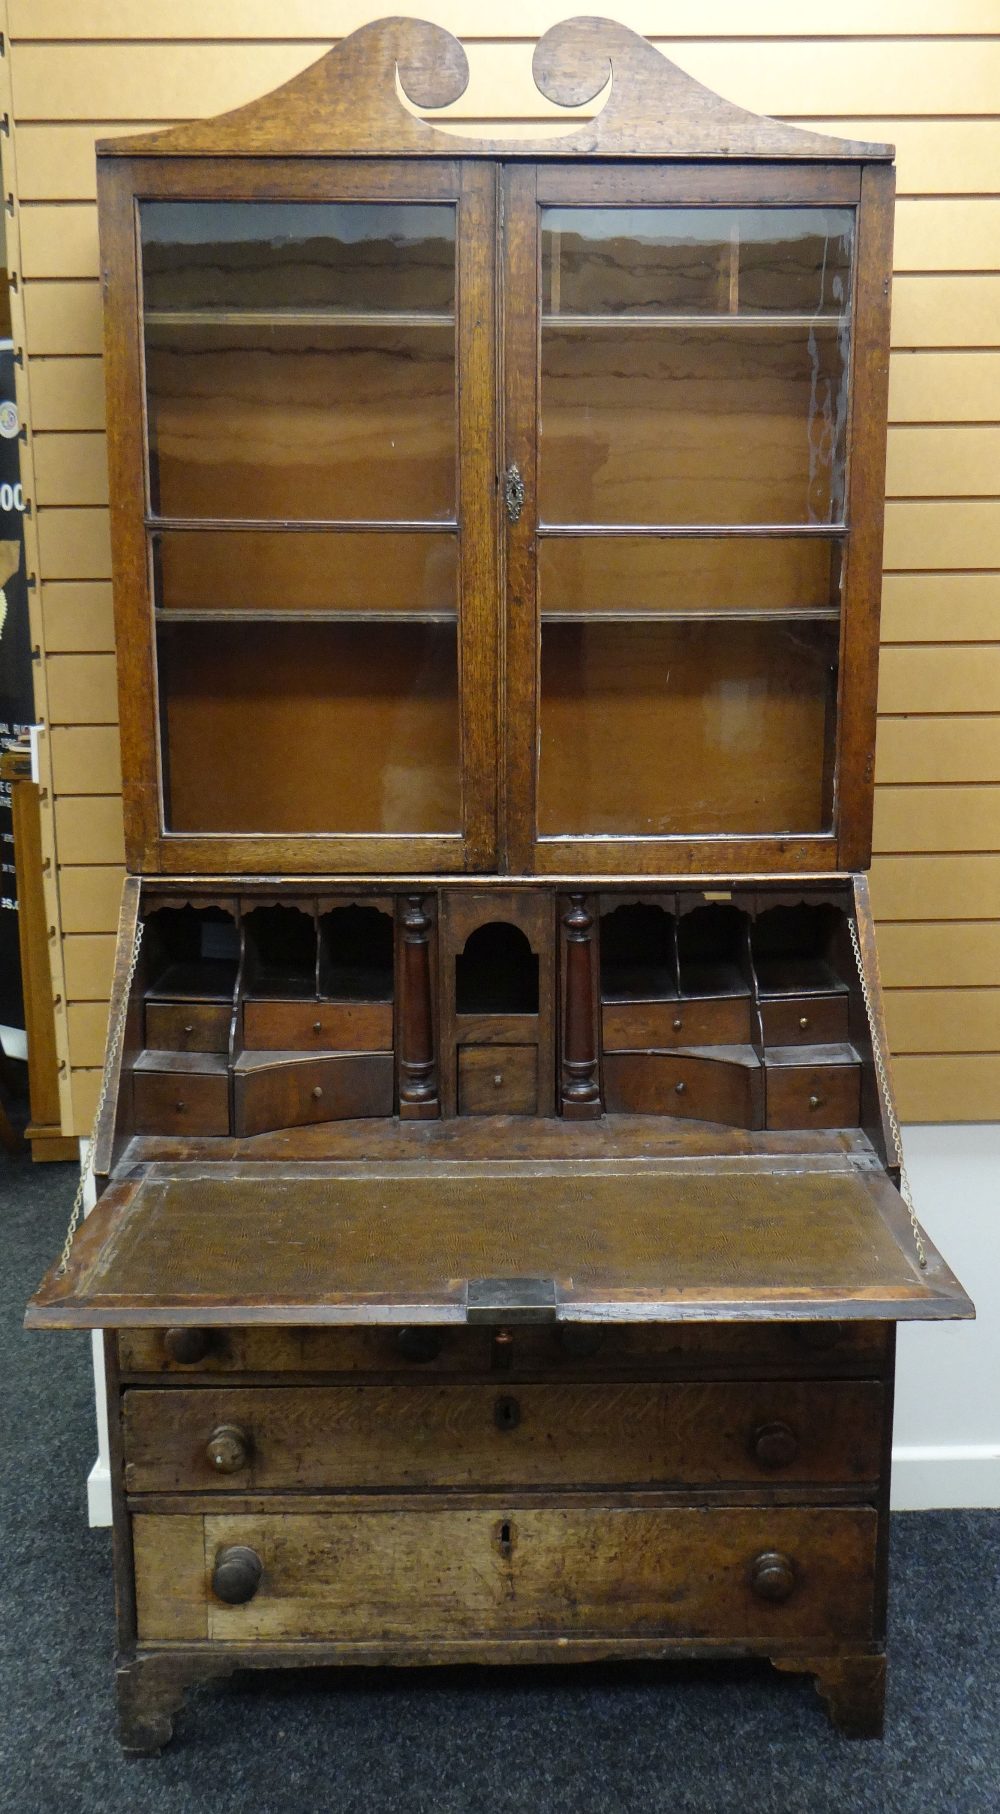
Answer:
xmin=123 ymin=1380 xmax=883 ymax=1492
xmin=117 ymin=1320 xmax=891 ymax=1378
xmin=133 ymin=1504 xmax=878 ymax=1644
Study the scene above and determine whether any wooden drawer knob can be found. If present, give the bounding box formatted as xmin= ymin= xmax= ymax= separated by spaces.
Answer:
xmin=494 ymin=1394 xmax=521 ymax=1432
xmin=396 ymin=1326 xmax=442 ymax=1364
xmin=206 ymin=1423 xmax=252 ymax=1474
xmin=163 ymin=1327 xmax=214 ymax=1366
xmin=808 ymin=1093 xmax=822 ymax=1110
xmin=672 ymin=1016 xmax=683 ymax=1032
xmin=212 ymin=1545 xmax=263 ymax=1605
xmin=312 ymin=1020 xmax=322 ymax=1033
xmin=749 ymin=1551 xmax=796 ymax=1603
xmin=751 ymin=1420 xmax=799 ymax=1470
xmin=311 ymin=1085 xmax=323 ymax=1100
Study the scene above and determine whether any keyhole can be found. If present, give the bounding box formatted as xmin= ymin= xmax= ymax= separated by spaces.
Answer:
xmin=498 ymin=1519 xmax=513 ymax=1559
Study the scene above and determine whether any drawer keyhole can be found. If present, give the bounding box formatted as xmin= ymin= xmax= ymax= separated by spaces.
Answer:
xmin=497 ymin=1519 xmax=514 ymax=1560
xmin=494 ymin=1394 xmax=521 ymax=1432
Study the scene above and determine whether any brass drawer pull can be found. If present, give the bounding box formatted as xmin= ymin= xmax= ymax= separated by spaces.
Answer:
xmin=212 ymin=1545 xmax=263 ymax=1606
xmin=206 ymin=1423 xmax=252 ymax=1475
xmin=749 ymin=1550 xmax=796 ymax=1602
xmin=494 ymin=1394 xmax=521 ymax=1432
xmin=311 ymin=1085 xmax=323 ymax=1101
xmin=751 ymin=1420 xmax=799 ymax=1470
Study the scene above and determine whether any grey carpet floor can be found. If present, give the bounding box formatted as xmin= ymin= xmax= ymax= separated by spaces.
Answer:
xmin=1 ymin=1151 xmax=998 ymax=1814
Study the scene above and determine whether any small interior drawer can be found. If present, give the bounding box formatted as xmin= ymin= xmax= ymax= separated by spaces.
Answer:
xmin=459 ymin=1044 xmax=538 ymax=1115
xmin=243 ymin=998 xmax=393 ymax=1052
xmin=766 ymin=1060 xmax=861 ymax=1129
xmin=602 ymin=994 xmax=751 ymax=1052
xmin=133 ymin=1060 xmax=230 ymax=1135
xmin=603 ymin=1050 xmax=758 ymax=1126
xmin=144 ymin=1001 xmax=231 ymax=1053
xmin=760 ymin=994 xmax=849 ymax=1047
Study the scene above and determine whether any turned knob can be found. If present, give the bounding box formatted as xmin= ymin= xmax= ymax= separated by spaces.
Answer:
xmin=183 ymin=1022 xmax=194 ymax=1036
xmin=163 ymin=1327 xmax=214 ymax=1366
xmin=675 ymin=1080 xmax=686 ymax=1095
xmin=312 ymin=1020 xmax=322 ymax=1034
xmin=672 ymin=1016 xmax=683 ymax=1032
xmin=206 ymin=1423 xmax=251 ymax=1474
xmin=311 ymin=1085 xmax=323 ymax=1100
xmin=751 ymin=1420 xmax=799 ymax=1470
xmin=808 ymin=1093 xmax=822 ymax=1110
xmin=396 ymin=1326 xmax=442 ymax=1364
xmin=556 ymin=1325 xmax=604 ymax=1361
xmin=174 ymin=1099 xmax=186 ymax=1112
xmin=798 ymin=1015 xmax=809 ymax=1031
xmin=749 ymin=1550 xmax=796 ymax=1602
xmin=212 ymin=1545 xmax=263 ymax=1605
xmin=493 ymin=1072 xmax=503 ymax=1088
xmin=494 ymin=1394 xmax=521 ymax=1431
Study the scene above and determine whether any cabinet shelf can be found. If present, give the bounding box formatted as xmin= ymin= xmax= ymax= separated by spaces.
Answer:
xmin=155 ymin=610 xmax=457 ymax=625
xmin=543 ymin=312 xmax=847 ymax=330
xmin=144 ymin=308 xmax=455 ymax=329
xmin=540 ymin=608 xmax=840 ymax=624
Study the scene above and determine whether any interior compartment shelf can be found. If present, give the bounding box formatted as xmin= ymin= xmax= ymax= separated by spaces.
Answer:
xmin=144 ymin=309 xmax=455 ymax=328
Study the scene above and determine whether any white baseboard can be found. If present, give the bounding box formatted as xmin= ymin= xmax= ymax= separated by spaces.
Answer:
xmin=890 ymin=1446 xmax=1000 ymax=1511
xmin=87 ymin=1457 xmax=113 ymax=1527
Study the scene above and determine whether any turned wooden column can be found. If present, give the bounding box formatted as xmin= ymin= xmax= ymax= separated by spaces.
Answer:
xmin=560 ymin=894 xmax=601 ymax=1120
xmin=398 ymin=893 xmax=439 ymax=1120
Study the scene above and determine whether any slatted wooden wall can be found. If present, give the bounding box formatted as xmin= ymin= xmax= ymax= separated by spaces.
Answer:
xmin=2 ymin=1 xmax=998 ymax=1129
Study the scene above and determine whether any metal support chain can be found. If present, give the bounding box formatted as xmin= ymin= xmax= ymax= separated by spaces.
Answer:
xmin=56 ymin=921 xmax=144 ymax=1276
xmin=848 ymin=917 xmax=927 ymax=1270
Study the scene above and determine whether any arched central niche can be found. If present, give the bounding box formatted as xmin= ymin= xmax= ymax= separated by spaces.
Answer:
xmin=455 ymin=921 xmax=539 ymax=1017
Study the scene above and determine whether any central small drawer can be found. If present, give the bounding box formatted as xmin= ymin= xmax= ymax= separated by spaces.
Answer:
xmin=458 ymin=1045 xmax=538 ymax=1114
xmin=122 ymin=1379 xmax=883 ymax=1493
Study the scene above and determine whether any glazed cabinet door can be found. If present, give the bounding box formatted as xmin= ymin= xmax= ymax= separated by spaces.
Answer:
xmin=102 ymin=156 xmax=499 ymax=875
xmin=503 ymin=163 xmax=892 ymax=876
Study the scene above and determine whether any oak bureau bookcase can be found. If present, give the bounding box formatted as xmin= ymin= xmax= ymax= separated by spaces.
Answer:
xmin=27 ymin=16 xmax=972 ymax=1751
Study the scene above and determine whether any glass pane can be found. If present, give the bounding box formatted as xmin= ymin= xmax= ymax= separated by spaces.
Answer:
xmin=140 ymin=202 xmax=456 ymax=522
xmin=538 ymin=620 xmax=838 ymax=837
xmin=154 ymin=530 xmax=457 ymax=615
xmin=158 ymin=621 xmax=460 ymax=835
xmin=540 ymin=207 xmax=852 ymax=527
xmin=539 ymin=535 xmax=842 ymax=616
xmin=141 ymin=201 xmax=463 ymax=841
